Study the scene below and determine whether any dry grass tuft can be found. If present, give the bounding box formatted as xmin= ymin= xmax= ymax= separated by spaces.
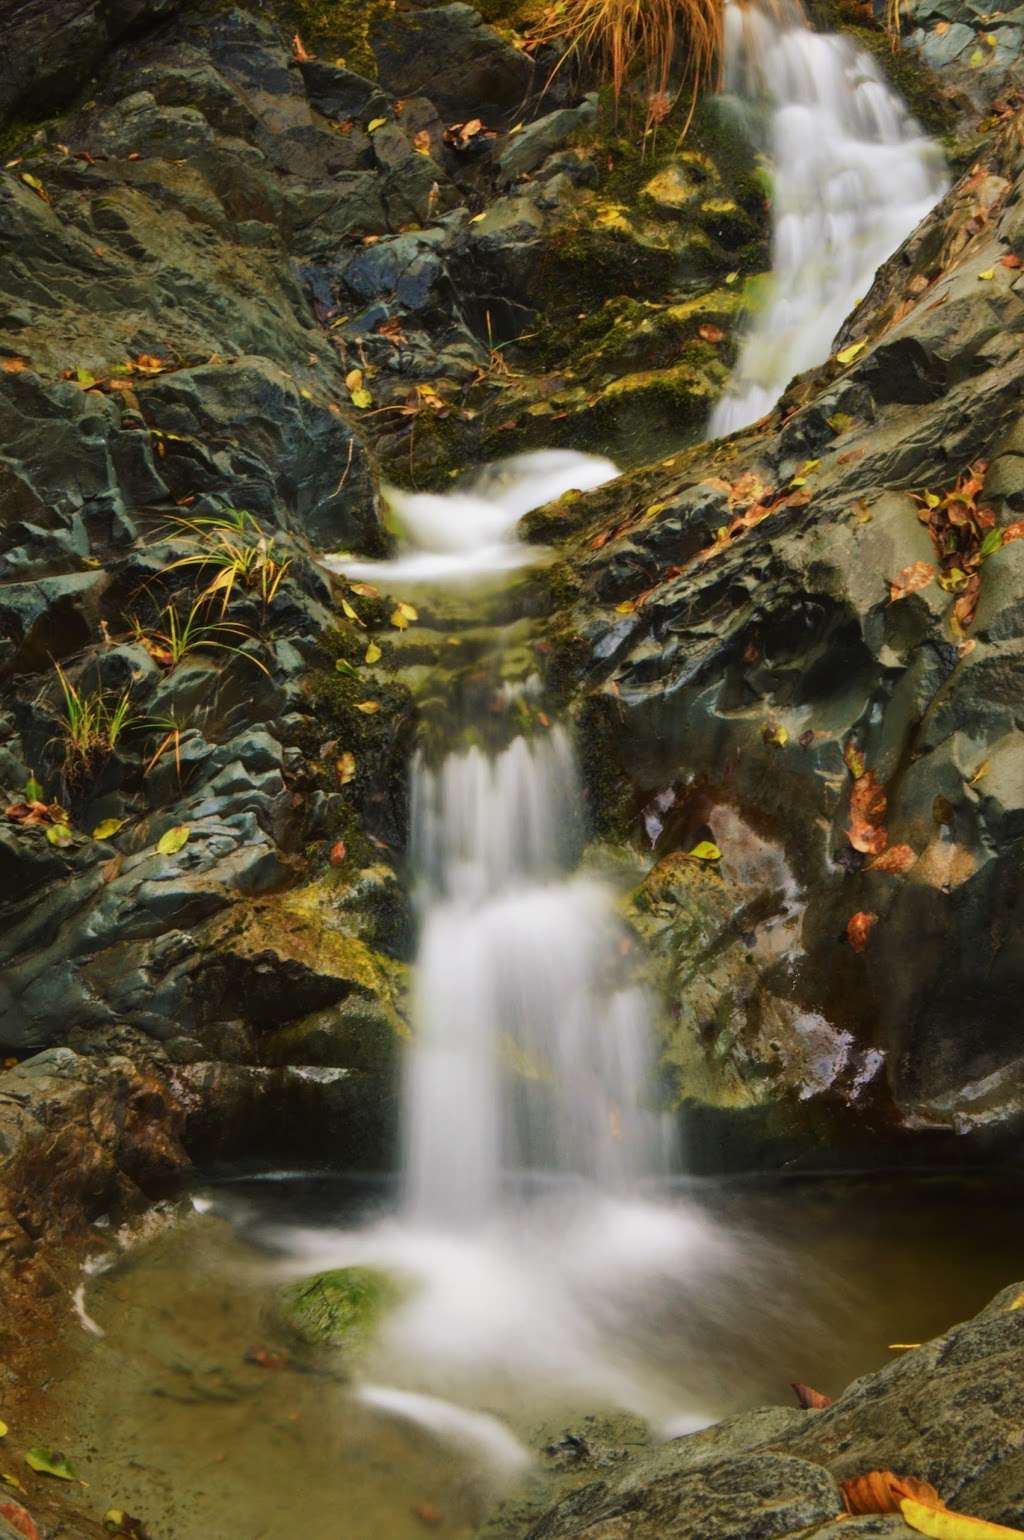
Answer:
xmin=541 ymin=0 xmax=725 ymax=132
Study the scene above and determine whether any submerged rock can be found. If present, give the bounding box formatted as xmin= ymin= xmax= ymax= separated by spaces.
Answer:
xmin=279 ymin=1264 xmax=401 ymax=1351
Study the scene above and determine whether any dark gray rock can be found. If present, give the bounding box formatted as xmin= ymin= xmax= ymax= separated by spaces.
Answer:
xmin=497 ymin=98 xmax=597 ymax=183
xmin=370 ymin=4 xmax=536 ymax=121
xmin=297 ymin=60 xmax=388 ymax=124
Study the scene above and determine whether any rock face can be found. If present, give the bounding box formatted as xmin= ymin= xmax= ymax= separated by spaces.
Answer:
xmin=496 ymin=1282 xmax=1024 ymax=1538
xmin=533 ymin=102 xmax=1024 ymax=1160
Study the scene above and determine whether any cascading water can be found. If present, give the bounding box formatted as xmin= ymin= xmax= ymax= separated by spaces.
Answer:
xmin=709 ymin=0 xmax=947 ymax=435
xmin=406 ymin=729 xmax=671 ymax=1227
xmin=279 ymin=7 xmax=953 ymax=1473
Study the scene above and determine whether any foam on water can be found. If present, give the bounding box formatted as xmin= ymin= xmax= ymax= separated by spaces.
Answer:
xmin=709 ymin=0 xmax=947 ymax=435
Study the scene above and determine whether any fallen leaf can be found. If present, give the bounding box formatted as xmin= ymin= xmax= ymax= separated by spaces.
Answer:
xmin=156 ymin=825 xmax=189 ymax=855
xmin=364 ymin=641 xmax=382 ymax=664
xmin=2 ymin=357 xmax=28 ymax=373
xmin=329 ymin=839 xmax=347 ymax=866
xmin=763 ymin=723 xmax=789 ymax=746
xmin=103 ymin=1510 xmax=154 ymax=1538
xmin=413 ymin=1504 xmax=444 ymax=1527
xmin=847 ymin=911 xmax=878 ymax=952
xmin=901 ymin=1496 xmax=1024 ymax=1537
xmin=1007 ymin=1293 xmax=1024 ymax=1310
xmin=687 ymin=841 xmax=722 ymax=862
xmin=866 ymin=843 xmax=917 ymax=874
xmin=1000 ymin=253 xmax=1022 ymax=268
xmin=1 ymin=1477 xmax=26 ymax=1494
xmin=341 ymin=598 xmax=365 ymax=627
xmin=843 ymin=1472 xmax=942 ymax=1516
xmin=19 ymin=172 xmax=49 ymax=203
xmin=349 ymin=582 xmax=380 ymax=598
xmin=25 ymin=1449 xmax=76 ymax=1481
xmin=790 ymin=1382 xmax=833 ymax=1409
xmin=844 ymin=740 xmax=866 ymax=779
xmin=92 ymin=818 xmax=126 ymax=840
xmin=367 ymin=117 xmax=387 ymax=132
xmin=335 ymin=657 xmax=359 ymax=678
xmin=698 ymin=323 xmax=725 ymax=343
xmin=0 ymin=1501 xmax=40 ymax=1540
xmin=350 ymin=388 xmax=373 ymax=409
xmin=45 ymin=822 xmax=74 ymax=848
xmin=968 ymin=759 xmax=991 ymax=786
xmin=978 ymin=268 xmax=995 ymax=280
xmin=0 ymin=1424 xmax=6 ymax=1438
xmin=835 ymin=338 xmax=867 ymax=365
xmin=354 ymin=700 xmax=381 ymax=714
xmin=890 ymin=560 xmax=935 ymax=601
xmin=848 ymin=770 xmax=887 ymax=855
xmin=336 ymin=751 xmax=356 ymax=785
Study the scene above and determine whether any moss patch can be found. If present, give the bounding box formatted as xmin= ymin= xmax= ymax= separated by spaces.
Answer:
xmin=280 ymin=1265 xmax=402 ymax=1350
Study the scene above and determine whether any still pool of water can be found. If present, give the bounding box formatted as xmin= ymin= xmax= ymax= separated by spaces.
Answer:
xmin=24 ymin=1169 xmax=1024 ymax=1540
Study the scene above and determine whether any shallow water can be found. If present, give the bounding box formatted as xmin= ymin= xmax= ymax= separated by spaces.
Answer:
xmin=34 ymin=1170 xmax=1024 ymax=1540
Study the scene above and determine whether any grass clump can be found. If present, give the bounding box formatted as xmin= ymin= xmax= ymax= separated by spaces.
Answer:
xmin=159 ymin=507 xmax=292 ymax=616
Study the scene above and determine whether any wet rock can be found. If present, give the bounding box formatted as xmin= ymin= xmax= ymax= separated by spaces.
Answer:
xmin=497 ymin=98 xmax=598 ymax=183
xmin=370 ymin=4 xmax=536 ymax=121
xmin=297 ymin=60 xmax=389 ymax=124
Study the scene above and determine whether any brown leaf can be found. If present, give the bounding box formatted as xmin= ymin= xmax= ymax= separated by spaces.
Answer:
xmin=790 ymin=1381 xmax=833 ymax=1409
xmin=698 ymin=323 xmax=726 ymax=343
xmin=848 ymin=770 xmax=888 ymax=854
xmin=0 ymin=1502 xmax=41 ymax=1540
xmin=866 ymin=843 xmax=917 ymax=874
xmin=292 ymin=31 xmax=313 ymax=60
xmin=889 ymin=561 xmax=935 ymax=602
xmin=842 ymin=1471 xmax=943 ymax=1516
xmin=847 ymin=911 xmax=879 ymax=952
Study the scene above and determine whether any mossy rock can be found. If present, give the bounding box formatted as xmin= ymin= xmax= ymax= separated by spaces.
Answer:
xmin=280 ymin=1265 xmax=402 ymax=1351
xmin=267 ymin=0 xmax=396 ymax=75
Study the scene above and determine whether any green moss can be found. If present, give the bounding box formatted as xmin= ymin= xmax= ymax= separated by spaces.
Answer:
xmin=280 ymin=1266 xmax=402 ymax=1350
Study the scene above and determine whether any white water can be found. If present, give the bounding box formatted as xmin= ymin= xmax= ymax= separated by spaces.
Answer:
xmin=323 ymin=448 xmax=617 ymax=583
xmin=709 ymin=0 xmax=947 ymax=435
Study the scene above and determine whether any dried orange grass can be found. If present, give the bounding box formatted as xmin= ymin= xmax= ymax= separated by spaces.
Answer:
xmin=541 ymin=0 xmax=725 ymax=133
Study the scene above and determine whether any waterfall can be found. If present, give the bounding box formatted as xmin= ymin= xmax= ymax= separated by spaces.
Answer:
xmin=405 ymin=730 xmax=670 ymax=1227
xmin=709 ymin=0 xmax=947 ymax=436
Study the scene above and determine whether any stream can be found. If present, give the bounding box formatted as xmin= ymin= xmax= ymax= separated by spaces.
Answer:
xmin=24 ymin=4 xmax=1007 ymax=1537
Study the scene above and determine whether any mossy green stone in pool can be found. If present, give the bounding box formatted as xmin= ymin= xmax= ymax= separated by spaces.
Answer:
xmin=280 ymin=1265 xmax=402 ymax=1351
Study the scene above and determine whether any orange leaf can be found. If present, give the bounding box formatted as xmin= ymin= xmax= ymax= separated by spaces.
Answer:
xmin=0 ymin=1502 xmax=41 ymax=1540
xmin=866 ymin=843 xmax=917 ymax=874
xmin=842 ymin=1471 xmax=942 ymax=1515
xmin=329 ymin=839 xmax=347 ymax=866
xmin=848 ymin=770 xmax=888 ymax=854
xmin=847 ymin=911 xmax=879 ymax=952
xmin=890 ymin=561 xmax=935 ymax=602
xmin=791 ymin=1381 xmax=833 ymax=1409
xmin=2 ymin=357 xmax=28 ymax=372
xmin=292 ymin=31 xmax=313 ymax=60
xmin=999 ymin=253 xmax=1022 ymax=269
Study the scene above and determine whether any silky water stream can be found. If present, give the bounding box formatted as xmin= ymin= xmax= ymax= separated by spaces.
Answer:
xmin=32 ymin=9 xmax=1017 ymax=1538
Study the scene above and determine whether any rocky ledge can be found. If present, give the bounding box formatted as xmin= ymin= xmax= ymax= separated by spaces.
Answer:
xmin=487 ymin=1280 xmax=1024 ymax=1539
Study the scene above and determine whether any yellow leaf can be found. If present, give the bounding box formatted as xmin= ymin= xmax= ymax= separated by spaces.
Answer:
xmin=900 ymin=1496 xmax=1024 ymax=1537
xmin=364 ymin=641 xmax=382 ymax=664
xmin=836 ymin=338 xmax=867 ymax=365
xmin=156 ymin=824 xmax=189 ymax=855
xmin=336 ymin=751 xmax=357 ymax=784
xmin=764 ymin=723 xmax=788 ymax=746
xmin=0 ymin=1421 xmax=7 ymax=1437
xmin=977 ymin=268 xmax=995 ymax=280
xmin=92 ymin=818 xmax=126 ymax=840
xmin=341 ymin=598 xmax=364 ymax=626
xmin=615 ymin=599 xmax=636 ymax=614
xmin=790 ymin=477 xmax=807 ymax=487
xmin=367 ymin=117 xmax=387 ymax=131
xmin=509 ymin=121 xmax=525 ymax=134
xmin=1008 ymin=1292 xmax=1024 ymax=1310
xmin=354 ymin=700 xmax=381 ymax=714
xmin=969 ymin=47 xmax=985 ymax=64
xmin=968 ymin=759 xmax=990 ymax=786
xmin=349 ymin=581 xmax=380 ymax=598
xmin=889 ymin=1342 xmax=922 ymax=1350
xmin=345 ymin=368 xmax=364 ymax=392
xmin=397 ymin=601 xmax=418 ymax=621
xmin=688 ymin=841 xmax=722 ymax=862
xmin=725 ymin=270 xmax=738 ymax=284
xmin=390 ymin=608 xmax=409 ymax=629
xmin=797 ymin=458 xmax=820 ymax=475
xmin=2 ymin=1474 xmax=26 ymax=1493
xmin=469 ymin=212 xmax=487 ymax=224
xmin=350 ymin=387 xmax=373 ymax=408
